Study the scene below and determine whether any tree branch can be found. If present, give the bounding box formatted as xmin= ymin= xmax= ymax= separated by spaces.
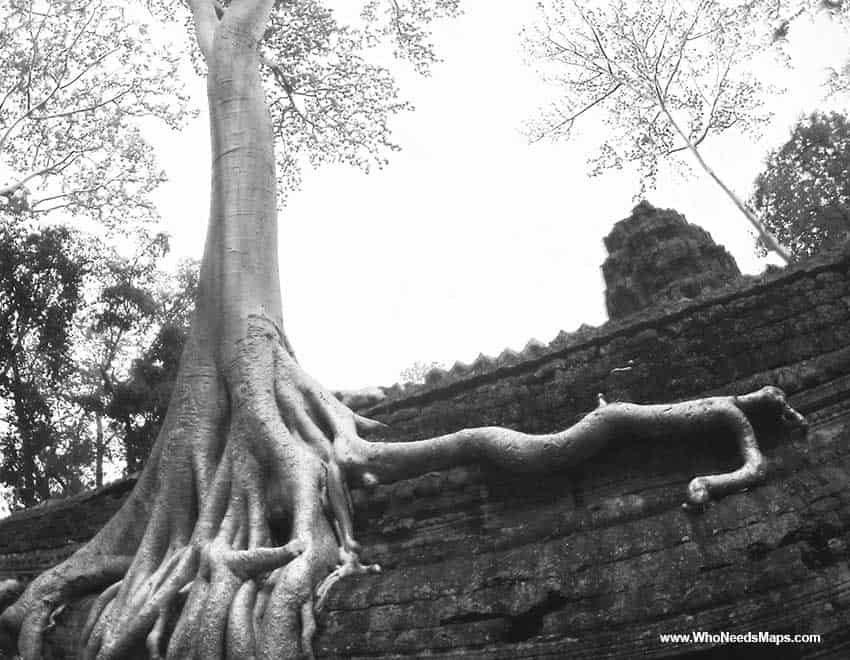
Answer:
xmin=186 ymin=0 xmax=219 ymax=60
xmin=571 ymin=0 xmax=614 ymax=76
xmin=262 ymin=56 xmax=321 ymax=131
xmin=59 ymin=46 xmax=122 ymax=92
xmin=219 ymin=0 xmax=275 ymax=43
xmin=30 ymin=86 xmax=135 ymax=122
xmin=0 ymin=3 xmax=99 ymax=155
xmin=530 ymin=82 xmax=622 ymax=143
xmin=661 ymin=3 xmax=704 ymax=103
xmin=29 ymin=172 xmax=123 ymax=209
xmin=0 ymin=151 xmax=81 ymax=197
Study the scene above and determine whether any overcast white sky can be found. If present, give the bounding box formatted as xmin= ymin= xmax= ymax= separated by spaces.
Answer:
xmin=150 ymin=1 xmax=849 ymax=391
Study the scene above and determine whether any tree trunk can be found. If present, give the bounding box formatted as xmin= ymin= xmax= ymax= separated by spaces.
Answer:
xmin=660 ymin=104 xmax=792 ymax=264
xmin=95 ymin=412 xmax=104 ymax=490
xmin=0 ymin=2 xmax=808 ymax=659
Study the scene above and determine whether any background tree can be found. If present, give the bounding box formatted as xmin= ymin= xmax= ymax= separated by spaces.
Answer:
xmin=751 ymin=111 xmax=850 ymax=260
xmin=0 ymin=219 xmax=88 ymax=508
xmin=106 ymin=258 xmax=198 ymax=473
xmin=398 ymin=359 xmax=446 ymax=384
xmin=523 ymin=0 xmax=791 ymax=262
xmin=0 ymin=220 xmax=194 ymax=505
xmin=0 ymin=1 xmax=805 ymax=658
xmin=73 ymin=232 xmax=177 ymax=487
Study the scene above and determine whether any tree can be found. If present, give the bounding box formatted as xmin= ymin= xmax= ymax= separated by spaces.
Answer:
xmin=0 ymin=222 xmax=200 ymax=504
xmin=106 ymin=258 xmax=198 ymax=473
xmin=73 ymin=232 xmax=185 ymax=487
xmin=0 ymin=223 xmax=197 ymax=504
xmin=523 ymin=0 xmax=791 ymax=262
xmin=399 ymin=359 xmax=446 ymax=384
xmin=0 ymin=2 xmax=807 ymax=659
xmin=0 ymin=220 xmax=195 ymax=505
xmin=751 ymin=112 xmax=850 ymax=260
xmin=0 ymin=0 xmax=191 ymax=230
xmin=0 ymin=219 xmax=88 ymax=508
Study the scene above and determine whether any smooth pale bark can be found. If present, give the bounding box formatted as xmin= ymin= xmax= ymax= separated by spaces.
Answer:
xmin=0 ymin=1 xmax=807 ymax=658
xmin=658 ymin=101 xmax=792 ymax=264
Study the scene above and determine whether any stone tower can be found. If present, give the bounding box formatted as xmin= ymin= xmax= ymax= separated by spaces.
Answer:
xmin=602 ymin=201 xmax=741 ymax=319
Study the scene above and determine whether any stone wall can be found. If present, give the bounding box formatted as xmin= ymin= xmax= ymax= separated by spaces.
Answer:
xmin=321 ymin=247 xmax=850 ymax=658
xmin=0 ymin=479 xmax=134 ymax=584
xmin=4 ymin=248 xmax=850 ymax=657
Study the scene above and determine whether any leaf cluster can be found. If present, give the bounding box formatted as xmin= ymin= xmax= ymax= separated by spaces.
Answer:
xmin=0 ymin=0 xmax=193 ymax=230
xmin=751 ymin=111 xmax=850 ymax=259
xmin=104 ymin=258 xmax=197 ymax=473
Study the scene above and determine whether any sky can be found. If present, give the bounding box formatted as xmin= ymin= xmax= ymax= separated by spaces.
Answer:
xmin=150 ymin=1 xmax=850 ymax=391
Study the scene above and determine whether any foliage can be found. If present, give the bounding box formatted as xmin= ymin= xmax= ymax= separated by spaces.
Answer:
xmin=0 ymin=218 xmax=87 ymax=508
xmin=360 ymin=0 xmax=462 ymax=74
xmin=0 ymin=222 xmax=198 ymax=505
xmin=751 ymin=111 xmax=850 ymax=260
xmin=399 ymin=359 xmax=446 ymax=384
xmin=105 ymin=259 xmax=198 ymax=473
xmin=523 ymin=0 xmax=772 ymax=194
xmin=0 ymin=0 xmax=192 ymax=229
xmin=756 ymin=1 xmax=849 ymax=43
xmin=70 ymin=231 xmax=181 ymax=485
xmin=752 ymin=0 xmax=850 ymax=97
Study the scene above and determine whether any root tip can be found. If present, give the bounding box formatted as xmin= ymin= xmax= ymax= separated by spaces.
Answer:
xmin=686 ymin=477 xmax=711 ymax=507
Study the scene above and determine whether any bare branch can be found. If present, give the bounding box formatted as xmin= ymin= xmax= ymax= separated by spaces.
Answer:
xmin=262 ymin=56 xmax=321 ymax=131
xmin=30 ymin=174 xmax=122 ymax=209
xmin=0 ymin=151 xmax=82 ymax=197
xmin=31 ymin=86 xmax=136 ymax=121
xmin=661 ymin=2 xmax=705 ymax=102
xmin=59 ymin=47 xmax=122 ymax=91
xmin=530 ymin=83 xmax=622 ymax=143
xmin=0 ymin=6 xmax=100 ymax=153
xmin=571 ymin=0 xmax=615 ymax=76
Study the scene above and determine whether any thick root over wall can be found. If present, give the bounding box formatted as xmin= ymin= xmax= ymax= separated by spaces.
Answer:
xmin=0 ymin=317 xmax=807 ymax=659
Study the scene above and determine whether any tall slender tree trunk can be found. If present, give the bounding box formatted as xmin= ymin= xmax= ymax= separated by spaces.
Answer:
xmin=661 ymin=104 xmax=792 ymax=264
